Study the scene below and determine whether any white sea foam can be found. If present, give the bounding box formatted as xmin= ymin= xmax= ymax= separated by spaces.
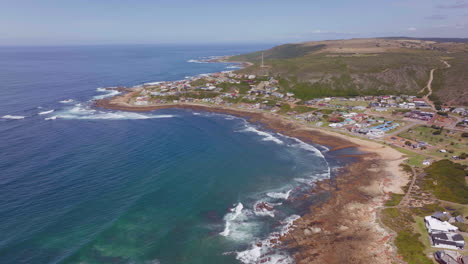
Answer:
xmin=92 ymin=88 xmax=121 ymax=100
xmin=2 ymin=115 xmax=25 ymax=120
xmin=38 ymin=110 xmax=55 ymax=115
xmin=220 ymin=203 xmax=244 ymax=237
xmin=266 ymin=189 xmax=292 ymax=200
xmin=235 ymin=214 xmax=300 ymax=264
xmin=226 ymin=65 xmax=242 ymax=69
xmin=287 ymin=137 xmax=324 ymax=157
xmin=45 ymin=116 xmax=57 ymax=120
xmin=220 ymin=203 xmax=260 ymax=242
xmin=240 ymin=126 xmax=284 ymax=145
xmin=294 ymin=178 xmax=316 ymax=185
xmin=187 ymin=59 xmax=208 ymax=64
xmin=286 ymin=136 xmax=332 ymax=178
xmin=59 ymin=99 xmax=74 ymax=104
xmin=253 ymin=201 xmax=275 ymax=218
xmin=55 ymin=105 xmax=175 ymax=120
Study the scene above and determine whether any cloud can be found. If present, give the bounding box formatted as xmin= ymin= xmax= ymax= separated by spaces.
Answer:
xmin=424 ymin=14 xmax=448 ymax=20
xmin=407 ymin=27 xmax=417 ymax=31
xmin=437 ymin=0 xmax=468 ymax=9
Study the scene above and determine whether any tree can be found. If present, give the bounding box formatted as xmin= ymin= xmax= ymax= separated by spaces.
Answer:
xmin=405 ymin=141 xmax=412 ymax=146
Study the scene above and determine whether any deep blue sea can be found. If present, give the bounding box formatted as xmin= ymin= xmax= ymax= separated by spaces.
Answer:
xmin=0 ymin=44 xmax=342 ymax=264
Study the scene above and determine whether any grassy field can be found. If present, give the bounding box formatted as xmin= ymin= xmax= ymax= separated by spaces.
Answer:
xmin=398 ymin=125 xmax=468 ymax=165
xmin=230 ymin=38 xmax=468 ymax=105
xmin=381 ymin=208 xmax=433 ymax=264
xmin=423 ymin=160 xmax=468 ymax=204
xmin=328 ymin=99 xmax=368 ymax=107
xmin=385 ymin=193 xmax=405 ymax=206
xmin=393 ymin=146 xmax=429 ymax=167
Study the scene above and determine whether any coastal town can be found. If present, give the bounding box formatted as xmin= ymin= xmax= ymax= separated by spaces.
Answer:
xmin=106 ymin=69 xmax=467 ymax=168
xmin=98 ymin=62 xmax=468 ymax=264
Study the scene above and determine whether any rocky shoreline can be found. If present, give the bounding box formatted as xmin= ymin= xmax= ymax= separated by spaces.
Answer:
xmin=95 ymin=94 xmax=408 ymax=264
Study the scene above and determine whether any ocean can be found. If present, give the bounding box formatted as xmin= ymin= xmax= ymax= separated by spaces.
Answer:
xmin=0 ymin=44 xmax=342 ymax=264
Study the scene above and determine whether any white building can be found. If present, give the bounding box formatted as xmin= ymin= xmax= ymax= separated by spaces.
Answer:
xmin=424 ymin=216 xmax=458 ymax=233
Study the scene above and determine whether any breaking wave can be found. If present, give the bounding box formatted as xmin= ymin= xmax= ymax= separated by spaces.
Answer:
xmin=220 ymin=203 xmax=244 ymax=237
xmin=235 ymin=214 xmax=300 ymax=264
xmin=54 ymin=104 xmax=175 ymax=120
xmin=238 ymin=125 xmax=284 ymax=145
xmin=92 ymin=88 xmax=121 ymax=100
xmin=187 ymin=59 xmax=208 ymax=64
xmin=59 ymin=99 xmax=74 ymax=104
xmin=2 ymin=115 xmax=26 ymax=120
xmin=286 ymin=136 xmax=331 ymax=178
xmin=266 ymin=189 xmax=292 ymax=200
xmin=38 ymin=110 xmax=55 ymax=115
xmin=219 ymin=203 xmax=260 ymax=241
xmin=45 ymin=116 xmax=57 ymax=120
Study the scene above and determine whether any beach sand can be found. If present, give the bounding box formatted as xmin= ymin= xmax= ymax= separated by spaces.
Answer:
xmin=95 ymin=95 xmax=409 ymax=263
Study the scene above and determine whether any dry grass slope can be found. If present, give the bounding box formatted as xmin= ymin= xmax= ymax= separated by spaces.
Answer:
xmin=231 ymin=38 xmax=468 ymax=105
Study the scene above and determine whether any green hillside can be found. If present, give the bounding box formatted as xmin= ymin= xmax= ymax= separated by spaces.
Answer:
xmin=230 ymin=38 xmax=468 ymax=105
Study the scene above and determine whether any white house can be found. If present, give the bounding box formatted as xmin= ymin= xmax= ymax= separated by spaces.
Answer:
xmin=424 ymin=216 xmax=458 ymax=233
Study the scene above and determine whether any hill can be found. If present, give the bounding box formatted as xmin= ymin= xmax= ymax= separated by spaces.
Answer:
xmin=229 ymin=38 xmax=468 ymax=105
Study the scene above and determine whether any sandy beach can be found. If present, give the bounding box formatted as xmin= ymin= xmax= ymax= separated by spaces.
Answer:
xmin=95 ymin=93 xmax=409 ymax=263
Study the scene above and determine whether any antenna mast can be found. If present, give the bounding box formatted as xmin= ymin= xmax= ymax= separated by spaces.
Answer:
xmin=261 ymin=52 xmax=264 ymax=68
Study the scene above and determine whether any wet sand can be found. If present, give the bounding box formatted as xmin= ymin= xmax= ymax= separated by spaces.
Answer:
xmin=95 ymin=95 xmax=408 ymax=264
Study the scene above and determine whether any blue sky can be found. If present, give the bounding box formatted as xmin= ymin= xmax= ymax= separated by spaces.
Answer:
xmin=1 ymin=0 xmax=467 ymax=45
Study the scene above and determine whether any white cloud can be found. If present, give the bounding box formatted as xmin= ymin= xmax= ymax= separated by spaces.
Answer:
xmin=407 ymin=27 xmax=417 ymax=31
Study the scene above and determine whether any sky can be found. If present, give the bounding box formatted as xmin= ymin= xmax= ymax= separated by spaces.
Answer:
xmin=0 ymin=0 xmax=467 ymax=45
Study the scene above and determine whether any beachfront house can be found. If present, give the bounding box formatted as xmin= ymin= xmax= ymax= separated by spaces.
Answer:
xmin=430 ymin=232 xmax=465 ymax=250
xmin=424 ymin=215 xmax=464 ymax=250
xmin=425 ymin=216 xmax=458 ymax=233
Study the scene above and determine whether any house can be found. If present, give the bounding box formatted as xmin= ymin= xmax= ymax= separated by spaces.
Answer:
xmin=367 ymin=129 xmax=385 ymax=138
xmin=448 ymin=215 xmax=465 ymax=224
xmin=425 ymin=216 xmax=458 ymax=233
xmin=422 ymin=159 xmax=433 ymax=166
xmin=433 ymin=250 xmax=460 ymax=264
xmin=452 ymin=107 xmax=466 ymax=115
xmin=430 ymin=232 xmax=465 ymax=250
xmin=432 ymin=211 xmax=451 ymax=221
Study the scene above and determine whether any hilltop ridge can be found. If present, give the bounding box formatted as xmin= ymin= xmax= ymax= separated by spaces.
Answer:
xmin=230 ymin=38 xmax=468 ymax=106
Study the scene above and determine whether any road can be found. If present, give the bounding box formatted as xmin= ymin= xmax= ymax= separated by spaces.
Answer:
xmin=399 ymin=167 xmax=418 ymax=207
xmin=423 ymin=68 xmax=436 ymax=110
xmin=422 ymin=60 xmax=451 ymax=111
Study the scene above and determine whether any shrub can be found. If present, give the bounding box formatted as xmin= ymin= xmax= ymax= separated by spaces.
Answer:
xmin=424 ymin=160 xmax=468 ymax=204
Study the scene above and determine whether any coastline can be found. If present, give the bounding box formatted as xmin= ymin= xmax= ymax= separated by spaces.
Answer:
xmin=95 ymin=94 xmax=408 ymax=263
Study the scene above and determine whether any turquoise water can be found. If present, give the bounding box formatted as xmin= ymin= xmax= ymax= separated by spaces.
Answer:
xmin=0 ymin=45 xmax=339 ymax=264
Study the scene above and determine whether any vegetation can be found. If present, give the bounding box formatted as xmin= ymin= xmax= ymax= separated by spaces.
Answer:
xmin=230 ymin=38 xmax=468 ymax=105
xmin=398 ymin=125 xmax=468 ymax=164
xmin=230 ymin=43 xmax=326 ymax=61
xmin=385 ymin=193 xmax=404 ymax=206
xmin=381 ymin=208 xmax=432 ymax=264
xmin=424 ymin=159 xmax=468 ymax=204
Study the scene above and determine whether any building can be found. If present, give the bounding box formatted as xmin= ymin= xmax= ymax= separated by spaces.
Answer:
xmin=434 ymin=250 xmax=460 ymax=264
xmin=430 ymin=232 xmax=465 ymax=250
xmin=425 ymin=215 xmax=464 ymax=250
xmin=425 ymin=216 xmax=458 ymax=233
